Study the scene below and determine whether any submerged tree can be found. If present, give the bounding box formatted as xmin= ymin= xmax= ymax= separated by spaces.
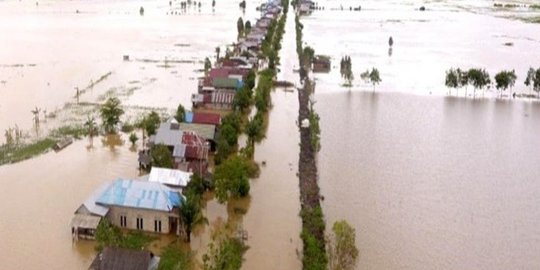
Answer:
xmin=100 ymin=97 xmax=124 ymax=134
xmin=204 ymin=57 xmax=212 ymax=75
xmin=494 ymin=70 xmax=516 ymax=98
xmin=445 ymin=68 xmax=459 ymax=95
xmin=328 ymin=220 xmax=359 ymax=270
xmin=215 ymin=46 xmax=221 ymax=61
xmin=237 ymin=17 xmax=244 ymax=37
xmin=84 ymin=116 xmax=98 ymax=145
xmin=179 ymin=192 xmax=207 ymax=242
xmin=361 ymin=68 xmax=381 ymax=91
xmin=466 ymin=68 xmax=491 ymax=98
xmin=340 ymin=56 xmax=353 ymax=87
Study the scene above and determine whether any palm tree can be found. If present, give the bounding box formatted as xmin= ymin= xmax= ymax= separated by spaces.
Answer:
xmin=445 ymin=68 xmax=459 ymax=96
xmin=369 ymin=68 xmax=381 ymax=91
xmin=84 ymin=116 xmax=98 ymax=146
xmin=525 ymin=67 xmax=535 ymax=97
xmin=179 ymin=192 xmax=207 ymax=242
xmin=215 ymin=46 xmax=221 ymax=61
xmin=99 ymin=97 xmax=124 ymax=134
xmin=245 ymin=116 xmax=263 ymax=152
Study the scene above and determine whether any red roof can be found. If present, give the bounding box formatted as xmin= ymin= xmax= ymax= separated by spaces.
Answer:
xmin=209 ymin=68 xmax=231 ymax=79
xmin=192 ymin=112 xmax=221 ymax=126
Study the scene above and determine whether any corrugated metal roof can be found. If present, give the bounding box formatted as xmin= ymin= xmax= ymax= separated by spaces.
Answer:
xmin=213 ymin=77 xmax=240 ymax=89
xmin=148 ymin=167 xmax=192 ymax=187
xmin=192 ymin=112 xmax=221 ymax=126
xmin=71 ymin=214 xmax=101 ymax=229
xmin=152 ymin=119 xmax=184 ymax=147
xmin=179 ymin=123 xmax=216 ymax=141
xmin=75 ymin=182 xmax=110 ymax=217
xmin=96 ymin=179 xmax=183 ymax=212
xmin=173 ymin=144 xmax=186 ymax=158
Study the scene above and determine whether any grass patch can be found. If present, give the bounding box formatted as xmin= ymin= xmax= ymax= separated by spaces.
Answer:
xmin=0 ymin=138 xmax=56 ymax=165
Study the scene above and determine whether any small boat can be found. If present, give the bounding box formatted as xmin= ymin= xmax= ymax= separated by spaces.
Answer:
xmin=53 ymin=137 xmax=73 ymax=152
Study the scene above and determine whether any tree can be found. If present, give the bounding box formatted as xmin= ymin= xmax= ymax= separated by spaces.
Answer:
xmin=303 ymin=46 xmax=315 ymax=67
xmin=456 ymin=68 xmax=469 ymax=97
xmin=179 ymin=192 xmax=207 ymax=242
xmin=328 ymin=220 xmax=359 ymax=270
xmin=158 ymin=245 xmax=194 ymax=270
xmin=214 ymin=155 xmax=256 ymax=203
xmin=100 ymin=97 xmax=124 ymax=134
xmin=239 ymin=0 xmax=246 ymax=9
xmin=237 ymin=17 xmax=244 ymax=37
xmin=445 ymin=68 xmax=459 ymax=95
xmin=151 ymin=144 xmax=174 ymax=168
xmin=215 ymin=47 xmax=221 ymax=61
xmin=175 ymin=104 xmax=186 ymax=123
xmin=494 ymin=70 xmax=516 ymax=98
xmin=233 ymin=88 xmax=251 ymax=112
xmin=203 ymin=235 xmax=248 ymax=270
xmin=84 ymin=116 xmax=98 ymax=145
xmin=244 ymin=20 xmax=251 ymax=34
xmin=204 ymin=57 xmax=212 ymax=75
xmin=220 ymin=124 xmax=239 ymax=147
xmin=212 ymin=0 xmax=215 ymax=8
xmin=142 ymin=111 xmax=161 ymax=136
xmin=369 ymin=68 xmax=381 ymax=91
xmin=245 ymin=114 xmax=264 ymax=150
xmin=388 ymin=36 xmax=394 ymax=47
xmin=129 ymin=133 xmax=138 ymax=146
xmin=340 ymin=56 xmax=353 ymax=87
xmin=534 ymin=68 xmax=540 ymax=97
xmin=466 ymin=68 xmax=490 ymax=98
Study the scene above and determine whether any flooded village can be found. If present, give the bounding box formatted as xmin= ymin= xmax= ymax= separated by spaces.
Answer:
xmin=1 ymin=0 xmax=540 ymax=269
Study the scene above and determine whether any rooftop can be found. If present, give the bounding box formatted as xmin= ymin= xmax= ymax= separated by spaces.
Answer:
xmin=148 ymin=167 xmax=193 ymax=187
xmin=75 ymin=182 xmax=111 ymax=217
xmin=185 ymin=111 xmax=221 ymax=126
xmin=89 ymin=247 xmax=158 ymax=270
xmin=96 ymin=179 xmax=183 ymax=212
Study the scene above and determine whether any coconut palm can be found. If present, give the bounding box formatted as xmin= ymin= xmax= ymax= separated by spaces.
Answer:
xmin=99 ymin=97 xmax=124 ymax=134
xmin=179 ymin=192 xmax=207 ymax=242
xmin=84 ymin=116 xmax=98 ymax=145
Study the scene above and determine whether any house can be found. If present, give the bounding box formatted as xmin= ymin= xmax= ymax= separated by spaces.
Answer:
xmin=89 ymin=247 xmax=159 ymax=270
xmin=95 ymin=179 xmax=183 ymax=234
xmin=185 ymin=111 xmax=221 ymax=126
xmin=149 ymin=118 xmax=211 ymax=168
xmin=147 ymin=167 xmax=193 ymax=189
xmin=312 ymin=55 xmax=331 ymax=72
xmin=71 ymin=183 xmax=111 ymax=240
xmin=192 ymin=90 xmax=236 ymax=110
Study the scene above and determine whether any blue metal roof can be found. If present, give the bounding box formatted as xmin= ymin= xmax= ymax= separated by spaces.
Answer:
xmin=185 ymin=111 xmax=194 ymax=123
xmin=96 ymin=179 xmax=183 ymax=212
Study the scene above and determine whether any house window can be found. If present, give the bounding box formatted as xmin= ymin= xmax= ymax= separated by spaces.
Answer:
xmin=136 ymin=217 xmax=144 ymax=230
xmin=154 ymin=219 xmax=162 ymax=233
xmin=120 ymin=215 xmax=127 ymax=227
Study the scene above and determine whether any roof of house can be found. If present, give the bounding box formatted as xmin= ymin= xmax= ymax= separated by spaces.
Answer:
xmin=71 ymin=214 xmax=102 ymax=230
xmin=96 ymin=179 xmax=183 ymax=212
xmin=213 ymin=77 xmax=242 ymax=89
xmin=151 ymin=119 xmax=183 ymax=147
xmin=89 ymin=247 xmax=155 ymax=270
xmin=178 ymin=122 xmax=216 ymax=141
xmin=75 ymin=182 xmax=110 ymax=217
xmin=148 ymin=167 xmax=192 ymax=187
xmin=185 ymin=111 xmax=221 ymax=125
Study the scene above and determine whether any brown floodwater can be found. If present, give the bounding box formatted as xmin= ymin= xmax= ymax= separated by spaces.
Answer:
xmin=298 ymin=1 xmax=540 ymax=268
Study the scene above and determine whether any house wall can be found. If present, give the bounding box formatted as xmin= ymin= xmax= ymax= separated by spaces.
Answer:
xmin=107 ymin=206 xmax=177 ymax=234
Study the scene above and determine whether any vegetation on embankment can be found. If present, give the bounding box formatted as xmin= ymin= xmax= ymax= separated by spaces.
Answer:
xmin=294 ymin=11 xmax=328 ymax=269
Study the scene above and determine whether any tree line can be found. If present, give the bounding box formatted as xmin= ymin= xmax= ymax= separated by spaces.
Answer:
xmin=445 ymin=67 xmax=540 ymax=98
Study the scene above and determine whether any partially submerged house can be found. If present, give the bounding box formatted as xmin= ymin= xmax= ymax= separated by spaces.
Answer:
xmin=72 ymin=179 xmax=184 ymax=240
xmin=95 ymin=179 xmax=183 ymax=234
xmin=312 ymin=55 xmax=331 ymax=72
xmin=192 ymin=90 xmax=236 ymax=110
xmin=89 ymin=247 xmax=159 ymax=270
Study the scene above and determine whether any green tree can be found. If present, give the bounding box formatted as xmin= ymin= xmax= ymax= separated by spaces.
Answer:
xmin=179 ymin=192 xmax=207 ymax=242
xmin=129 ymin=133 xmax=138 ymax=146
xmin=175 ymin=104 xmax=186 ymax=123
xmin=328 ymin=220 xmax=359 ymax=270
xmin=494 ymin=70 xmax=516 ymax=98
xmin=237 ymin=17 xmax=244 ymax=37
xmin=466 ymin=68 xmax=490 ymax=98
xmin=220 ymin=124 xmax=239 ymax=147
xmin=445 ymin=68 xmax=459 ymax=95
xmin=215 ymin=47 xmax=221 ymax=61
xmin=151 ymin=144 xmax=174 ymax=168
xmin=141 ymin=111 xmax=161 ymax=136
xmin=369 ymin=68 xmax=381 ymax=91
xmin=244 ymin=20 xmax=251 ymax=34
xmin=84 ymin=116 xmax=98 ymax=145
xmin=457 ymin=68 xmax=469 ymax=97
xmin=158 ymin=245 xmax=194 ymax=270
xmin=204 ymin=57 xmax=212 ymax=75
xmin=214 ymin=155 xmax=256 ymax=203
xmin=203 ymin=236 xmax=248 ymax=270
xmin=100 ymin=97 xmax=124 ymax=134
xmin=245 ymin=114 xmax=264 ymax=150
xmin=233 ymin=88 xmax=251 ymax=112
xmin=525 ymin=67 xmax=540 ymax=97
xmin=534 ymin=68 xmax=540 ymax=97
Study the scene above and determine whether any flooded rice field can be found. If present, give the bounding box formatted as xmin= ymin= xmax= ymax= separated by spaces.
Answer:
xmin=301 ymin=0 xmax=540 ymax=269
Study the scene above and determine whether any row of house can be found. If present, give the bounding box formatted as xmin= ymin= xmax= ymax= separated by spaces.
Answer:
xmin=191 ymin=0 xmax=283 ymax=110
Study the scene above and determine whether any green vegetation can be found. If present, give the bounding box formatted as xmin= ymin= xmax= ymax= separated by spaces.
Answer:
xmin=175 ymin=104 xmax=186 ymax=123
xmin=494 ymin=70 xmax=517 ymax=97
xmin=204 ymin=57 xmax=212 ymax=74
xmin=95 ymin=219 xmax=155 ymax=252
xmin=129 ymin=133 xmax=138 ymax=146
xmin=237 ymin=17 xmax=244 ymax=37
xmin=0 ymin=138 xmax=55 ymax=166
xmin=309 ymin=102 xmax=321 ymax=152
xmin=340 ymin=56 xmax=353 ymax=87
xmin=179 ymin=191 xmax=207 ymax=242
xmin=328 ymin=220 xmax=359 ymax=270
xmin=203 ymin=235 xmax=248 ymax=270
xmin=151 ymin=144 xmax=174 ymax=168
xmin=525 ymin=67 xmax=540 ymax=97
xmin=158 ymin=244 xmax=194 ymax=270
xmin=360 ymin=68 xmax=382 ymax=91
xmin=100 ymin=97 xmax=124 ymax=134
xmin=214 ymin=155 xmax=258 ymax=203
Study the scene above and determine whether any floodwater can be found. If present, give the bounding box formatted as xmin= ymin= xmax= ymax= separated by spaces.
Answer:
xmin=300 ymin=1 xmax=540 ymax=269
xmin=0 ymin=0 xmax=300 ymax=269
